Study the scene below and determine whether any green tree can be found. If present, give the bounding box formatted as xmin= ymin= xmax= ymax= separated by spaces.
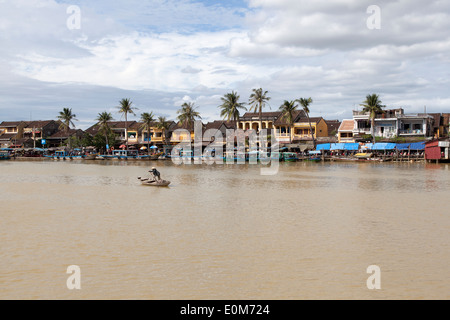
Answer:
xmin=156 ymin=116 xmax=172 ymax=150
xmin=279 ymin=100 xmax=298 ymax=141
xmin=219 ymin=91 xmax=247 ymax=130
xmin=177 ymin=102 xmax=201 ymax=128
xmin=96 ymin=111 xmax=114 ymax=152
xmin=140 ymin=112 xmax=155 ymax=155
xmin=248 ymin=88 xmax=271 ymax=132
xmin=296 ymin=97 xmax=315 ymax=148
xmin=57 ymin=107 xmax=78 ymax=150
xmin=117 ymin=98 xmax=138 ymax=148
xmin=360 ymin=94 xmax=385 ymax=144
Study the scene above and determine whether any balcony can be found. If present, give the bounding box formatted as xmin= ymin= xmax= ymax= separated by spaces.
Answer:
xmin=399 ymin=129 xmax=424 ymax=136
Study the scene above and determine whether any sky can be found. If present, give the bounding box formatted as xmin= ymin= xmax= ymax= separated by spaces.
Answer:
xmin=0 ymin=0 xmax=449 ymax=129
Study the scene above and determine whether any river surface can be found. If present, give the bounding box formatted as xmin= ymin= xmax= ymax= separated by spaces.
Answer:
xmin=0 ymin=159 xmax=449 ymax=299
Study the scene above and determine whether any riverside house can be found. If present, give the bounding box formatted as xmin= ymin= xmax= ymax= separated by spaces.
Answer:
xmin=273 ymin=110 xmax=329 ymax=146
xmin=347 ymin=108 xmax=435 ymax=141
xmin=0 ymin=120 xmax=60 ymax=148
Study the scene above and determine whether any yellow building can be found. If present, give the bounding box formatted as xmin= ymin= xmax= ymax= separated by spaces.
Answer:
xmin=273 ymin=111 xmax=329 ymax=143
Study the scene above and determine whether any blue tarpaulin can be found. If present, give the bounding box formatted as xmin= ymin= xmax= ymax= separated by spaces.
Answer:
xmin=409 ymin=142 xmax=426 ymax=150
xmin=331 ymin=143 xmax=345 ymax=150
xmin=343 ymin=143 xmax=360 ymax=151
xmin=316 ymin=143 xmax=331 ymax=151
xmin=396 ymin=143 xmax=410 ymax=150
xmin=366 ymin=143 xmax=396 ymax=150
xmin=395 ymin=142 xmax=426 ymax=151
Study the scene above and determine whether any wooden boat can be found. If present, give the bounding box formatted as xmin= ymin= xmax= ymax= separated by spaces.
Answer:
xmin=84 ymin=154 xmax=97 ymax=160
xmin=138 ymin=177 xmax=170 ymax=187
xmin=282 ymin=152 xmax=298 ymax=162
xmin=355 ymin=152 xmax=373 ymax=159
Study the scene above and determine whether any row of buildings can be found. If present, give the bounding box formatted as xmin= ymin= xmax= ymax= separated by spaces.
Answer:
xmin=1 ymin=108 xmax=449 ymax=150
xmin=338 ymin=108 xmax=450 ymax=143
xmin=0 ymin=110 xmax=340 ymax=150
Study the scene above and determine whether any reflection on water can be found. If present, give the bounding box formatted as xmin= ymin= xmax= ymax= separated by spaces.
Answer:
xmin=0 ymin=160 xmax=449 ymax=299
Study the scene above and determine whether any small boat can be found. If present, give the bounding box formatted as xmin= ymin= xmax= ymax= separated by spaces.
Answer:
xmin=84 ymin=154 xmax=97 ymax=160
xmin=137 ymin=177 xmax=171 ymax=187
xmin=0 ymin=151 xmax=11 ymax=160
xmin=355 ymin=152 xmax=373 ymax=159
xmin=282 ymin=152 xmax=298 ymax=162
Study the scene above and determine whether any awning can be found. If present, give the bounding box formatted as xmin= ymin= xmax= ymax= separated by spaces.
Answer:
xmin=343 ymin=143 xmax=360 ymax=151
xmin=366 ymin=143 xmax=396 ymax=150
xmin=331 ymin=143 xmax=345 ymax=150
xmin=316 ymin=143 xmax=331 ymax=151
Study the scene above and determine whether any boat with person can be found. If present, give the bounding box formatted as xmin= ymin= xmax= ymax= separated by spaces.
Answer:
xmin=137 ymin=177 xmax=171 ymax=187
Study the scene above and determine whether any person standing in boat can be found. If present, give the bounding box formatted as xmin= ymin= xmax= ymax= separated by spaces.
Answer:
xmin=150 ymin=167 xmax=161 ymax=181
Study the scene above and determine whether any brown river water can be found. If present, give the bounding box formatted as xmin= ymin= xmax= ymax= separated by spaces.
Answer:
xmin=0 ymin=159 xmax=449 ymax=299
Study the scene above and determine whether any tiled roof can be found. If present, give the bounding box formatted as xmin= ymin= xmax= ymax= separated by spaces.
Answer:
xmin=0 ymin=121 xmax=24 ymax=128
xmin=241 ymin=111 xmax=282 ymax=121
xmin=0 ymin=133 xmax=18 ymax=140
xmin=48 ymin=129 xmax=84 ymax=139
xmin=338 ymin=120 xmax=354 ymax=132
xmin=24 ymin=120 xmax=55 ymax=128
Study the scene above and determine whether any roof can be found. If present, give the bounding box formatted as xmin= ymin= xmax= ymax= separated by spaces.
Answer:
xmin=205 ymin=120 xmax=236 ymax=130
xmin=330 ymin=143 xmax=360 ymax=150
xmin=325 ymin=120 xmax=341 ymax=134
xmin=0 ymin=133 xmax=18 ymax=141
xmin=365 ymin=143 xmax=396 ymax=150
xmin=396 ymin=142 xmax=426 ymax=150
xmin=0 ymin=121 xmax=24 ymax=128
xmin=24 ymin=120 xmax=55 ymax=128
xmin=172 ymin=121 xmax=204 ymax=131
xmin=273 ymin=110 xmax=305 ymax=126
xmin=338 ymin=120 xmax=354 ymax=132
xmin=48 ymin=129 xmax=84 ymax=139
xmin=241 ymin=111 xmax=283 ymax=121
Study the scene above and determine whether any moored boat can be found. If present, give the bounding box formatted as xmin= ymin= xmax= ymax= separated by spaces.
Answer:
xmin=0 ymin=151 xmax=11 ymax=160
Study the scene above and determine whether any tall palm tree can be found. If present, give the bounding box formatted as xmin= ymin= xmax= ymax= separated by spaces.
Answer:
xmin=117 ymin=98 xmax=137 ymax=148
xmin=297 ymin=97 xmax=315 ymax=148
xmin=248 ymin=88 xmax=271 ymax=132
xmin=177 ymin=102 xmax=202 ymax=128
xmin=96 ymin=111 xmax=114 ymax=153
xmin=57 ymin=107 xmax=78 ymax=149
xmin=156 ymin=116 xmax=171 ymax=148
xmin=219 ymin=91 xmax=247 ymax=130
xmin=140 ymin=112 xmax=155 ymax=155
xmin=360 ymin=94 xmax=385 ymax=144
xmin=279 ymin=100 xmax=298 ymax=142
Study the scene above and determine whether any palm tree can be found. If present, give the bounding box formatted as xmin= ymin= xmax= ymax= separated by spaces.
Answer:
xmin=248 ymin=88 xmax=271 ymax=132
xmin=57 ymin=107 xmax=78 ymax=149
xmin=140 ymin=112 xmax=155 ymax=155
xmin=360 ymin=94 xmax=385 ymax=144
xmin=297 ymin=97 xmax=315 ymax=148
xmin=96 ymin=111 xmax=114 ymax=152
xmin=117 ymin=98 xmax=137 ymax=148
xmin=218 ymin=91 xmax=247 ymax=130
xmin=156 ymin=116 xmax=171 ymax=148
xmin=177 ymin=102 xmax=202 ymax=128
xmin=279 ymin=100 xmax=298 ymax=142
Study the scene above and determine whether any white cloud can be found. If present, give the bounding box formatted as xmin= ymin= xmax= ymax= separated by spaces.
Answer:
xmin=0 ymin=0 xmax=449 ymax=128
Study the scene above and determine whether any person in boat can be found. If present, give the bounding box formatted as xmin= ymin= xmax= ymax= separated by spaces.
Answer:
xmin=149 ymin=167 xmax=161 ymax=181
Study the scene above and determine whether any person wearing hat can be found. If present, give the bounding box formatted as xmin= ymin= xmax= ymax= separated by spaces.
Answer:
xmin=149 ymin=167 xmax=161 ymax=181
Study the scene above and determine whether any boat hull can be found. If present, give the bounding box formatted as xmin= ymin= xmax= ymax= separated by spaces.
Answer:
xmin=138 ymin=178 xmax=171 ymax=187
